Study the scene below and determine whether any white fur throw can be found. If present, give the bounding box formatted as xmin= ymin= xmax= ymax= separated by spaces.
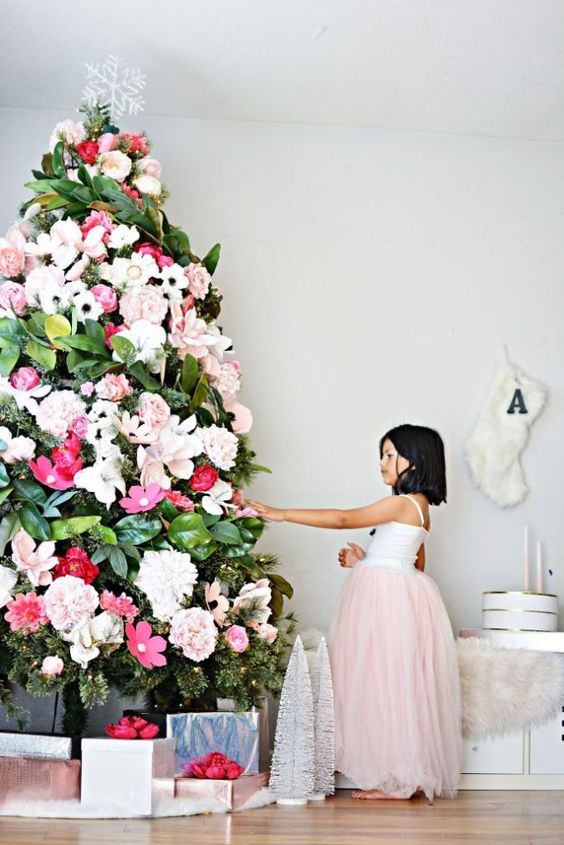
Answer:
xmin=464 ymin=360 xmax=548 ymax=507
xmin=458 ymin=637 xmax=564 ymax=739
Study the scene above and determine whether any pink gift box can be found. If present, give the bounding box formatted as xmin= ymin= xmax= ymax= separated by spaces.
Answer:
xmin=0 ymin=757 xmax=81 ymax=804
xmin=174 ymin=772 xmax=268 ymax=810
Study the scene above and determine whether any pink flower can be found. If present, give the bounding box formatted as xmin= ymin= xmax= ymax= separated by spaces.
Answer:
xmin=81 ymin=211 xmax=114 ymax=242
xmin=41 ymin=655 xmax=64 ymax=676
xmin=168 ymin=607 xmax=217 ymax=662
xmin=35 ymin=390 xmax=86 ymax=439
xmin=224 ymin=625 xmax=249 ymax=654
xmin=95 ymin=373 xmax=132 ymax=402
xmin=10 ymin=367 xmax=40 ymax=392
xmin=138 ymin=157 xmax=162 ymax=179
xmin=100 ymin=150 xmax=132 ymax=182
xmin=80 ymin=382 xmax=95 ymax=397
xmin=97 ymin=132 xmax=117 ymax=154
xmin=69 ymin=415 xmax=89 ymax=438
xmin=11 ymin=529 xmax=57 ymax=587
xmin=126 ymin=620 xmax=167 ymax=669
xmin=121 ymin=133 xmax=150 ymax=156
xmin=104 ymin=322 xmax=124 ymax=349
xmin=165 ymin=490 xmax=195 ymax=512
xmin=28 ymin=455 xmax=77 ymax=490
xmin=105 ymin=716 xmax=160 ymax=739
xmin=99 ymin=590 xmax=139 ymax=623
xmin=91 ymin=284 xmax=118 ymax=313
xmin=120 ymin=183 xmax=143 ymax=208
xmin=0 ymin=228 xmax=26 ymax=278
xmin=185 ymin=263 xmax=211 ymax=300
xmin=138 ymin=393 xmax=170 ymax=434
xmin=182 ymin=752 xmax=244 ymax=780
xmin=224 ymin=400 xmax=253 ymax=434
xmin=0 ymin=281 xmax=27 ymax=316
xmin=190 ymin=465 xmax=218 ymax=492
xmin=119 ymin=483 xmax=166 ymax=514
xmin=119 ymin=285 xmax=168 ymax=325
xmin=43 ymin=575 xmax=99 ymax=631
xmin=168 ymin=303 xmax=218 ymax=360
xmin=205 ymin=580 xmax=230 ymax=627
xmin=254 ymin=622 xmax=278 ymax=644
xmin=4 ymin=592 xmax=48 ymax=634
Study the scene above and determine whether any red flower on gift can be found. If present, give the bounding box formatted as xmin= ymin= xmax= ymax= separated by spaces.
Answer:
xmin=189 ymin=465 xmax=218 ymax=492
xmin=126 ymin=620 xmax=167 ymax=669
xmin=105 ymin=716 xmax=160 ymax=740
xmin=182 ymin=751 xmax=244 ymax=780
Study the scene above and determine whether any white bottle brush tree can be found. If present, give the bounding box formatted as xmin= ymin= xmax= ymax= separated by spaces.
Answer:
xmin=311 ymin=636 xmax=335 ymax=799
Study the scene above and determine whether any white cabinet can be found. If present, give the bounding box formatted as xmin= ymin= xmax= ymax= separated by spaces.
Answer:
xmin=530 ymin=707 xmax=564 ymax=775
xmin=462 ymin=733 xmax=524 ymax=774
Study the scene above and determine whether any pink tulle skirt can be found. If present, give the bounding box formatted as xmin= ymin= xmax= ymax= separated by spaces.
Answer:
xmin=328 ymin=563 xmax=461 ymax=799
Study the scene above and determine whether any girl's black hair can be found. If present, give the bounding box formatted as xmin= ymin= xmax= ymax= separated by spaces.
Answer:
xmin=379 ymin=424 xmax=447 ymax=506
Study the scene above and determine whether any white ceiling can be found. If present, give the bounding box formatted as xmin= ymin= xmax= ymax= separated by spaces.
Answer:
xmin=2 ymin=0 xmax=564 ymax=140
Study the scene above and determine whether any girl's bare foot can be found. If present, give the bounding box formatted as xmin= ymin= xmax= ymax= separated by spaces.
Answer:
xmin=352 ymin=789 xmax=411 ymax=800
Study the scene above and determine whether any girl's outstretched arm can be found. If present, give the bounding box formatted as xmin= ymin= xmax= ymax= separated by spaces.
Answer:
xmin=246 ymin=495 xmax=408 ymax=530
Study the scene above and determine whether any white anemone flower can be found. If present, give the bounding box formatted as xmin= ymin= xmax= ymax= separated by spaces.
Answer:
xmin=73 ymin=290 xmax=104 ymax=323
xmin=201 ymin=480 xmax=234 ymax=516
xmin=74 ymin=458 xmax=126 ymax=507
xmin=99 ymin=253 xmax=158 ymax=290
xmin=107 ymin=224 xmax=140 ymax=250
xmin=158 ymin=263 xmax=188 ymax=300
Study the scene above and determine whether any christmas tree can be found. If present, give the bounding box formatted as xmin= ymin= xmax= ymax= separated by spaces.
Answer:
xmin=311 ymin=637 xmax=335 ymax=799
xmin=0 ymin=98 xmax=293 ymax=734
xmin=269 ymin=635 xmax=315 ymax=804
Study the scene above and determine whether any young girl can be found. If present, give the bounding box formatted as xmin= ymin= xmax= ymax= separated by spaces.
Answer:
xmin=248 ymin=423 xmax=461 ymax=801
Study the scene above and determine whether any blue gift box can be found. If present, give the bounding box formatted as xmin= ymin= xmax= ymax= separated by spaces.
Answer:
xmin=166 ymin=709 xmax=268 ymax=775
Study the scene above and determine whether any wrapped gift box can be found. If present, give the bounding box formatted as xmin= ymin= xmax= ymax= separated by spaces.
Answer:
xmin=166 ymin=708 xmax=269 ymax=774
xmin=174 ymin=771 xmax=268 ymax=810
xmin=0 ymin=731 xmax=80 ymax=760
xmin=81 ymin=738 xmax=175 ymax=815
xmin=0 ymin=757 xmax=81 ymax=804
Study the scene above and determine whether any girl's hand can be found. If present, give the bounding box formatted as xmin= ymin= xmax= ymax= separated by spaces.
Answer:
xmin=338 ymin=542 xmax=366 ymax=568
xmin=245 ymin=499 xmax=285 ymax=522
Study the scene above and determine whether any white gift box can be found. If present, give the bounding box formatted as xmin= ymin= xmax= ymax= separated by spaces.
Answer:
xmin=81 ymin=738 xmax=175 ymax=815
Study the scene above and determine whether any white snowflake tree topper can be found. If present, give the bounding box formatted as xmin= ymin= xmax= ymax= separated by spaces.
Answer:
xmin=82 ymin=55 xmax=146 ymax=121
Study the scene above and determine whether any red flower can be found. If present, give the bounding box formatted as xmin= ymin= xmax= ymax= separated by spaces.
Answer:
xmin=120 ymin=182 xmax=143 ymax=208
xmin=75 ymin=140 xmax=99 ymax=164
xmin=134 ymin=242 xmax=173 ymax=270
xmin=190 ymin=465 xmax=219 ymax=492
xmin=121 ymin=133 xmax=149 ymax=156
xmin=53 ymin=547 xmax=99 ymax=584
xmin=105 ymin=716 xmax=160 ymax=740
xmin=181 ymin=751 xmax=244 ymax=780
xmin=104 ymin=322 xmax=124 ymax=349
xmin=51 ymin=434 xmax=82 ymax=482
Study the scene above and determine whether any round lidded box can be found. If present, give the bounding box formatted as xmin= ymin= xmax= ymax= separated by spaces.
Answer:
xmin=482 ymin=591 xmax=559 ymax=632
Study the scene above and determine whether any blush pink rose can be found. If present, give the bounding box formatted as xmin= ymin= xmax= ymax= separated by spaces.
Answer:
xmin=138 ymin=157 xmax=162 ymax=179
xmin=185 ymin=263 xmax=211 ymax=300
xmin=255 ymin=622 xmax=278 ymax=644
xmin=91 ymin=284 xmax=118 ymax=313
xmin=138 ymin=393 xmax=171 ymax=434
xmin=97 ymin=132 xmax=117 ymax=154
xmin=41 ymin=655 xmax=64 ymax=676
xmin=99 ymin=150 xmax=132 ymax=182
xmin=0 ymin=281 xmax=27 ymax=315
xmin=0 ymin=244 xmax=25 ymax=278
xmin=224 ymin=625 xmax=249 ymax=654
xmin=10 ymin=367 xmax=40 ymax=391
xmin=69 ymin=415 xmax=89 ymax=438
xmin=95 ymin=373 xmax=132 ymax=402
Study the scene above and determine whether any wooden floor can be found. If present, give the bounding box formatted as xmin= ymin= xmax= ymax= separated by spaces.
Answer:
xmin=2 ymin=791 xmax=564 ymax=845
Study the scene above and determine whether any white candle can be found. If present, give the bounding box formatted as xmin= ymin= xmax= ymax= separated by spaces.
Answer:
xmin=536 ymin=540 xmax=543 ymax=594
xmin=523 ymin=525 xmax=530 ymax=591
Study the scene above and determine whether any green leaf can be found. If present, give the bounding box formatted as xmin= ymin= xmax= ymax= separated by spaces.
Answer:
xmin=114 ymin=514 xmax=162 ymax=545
xmin=52 ymin=141 xmax=66 ymax=178
xmin=128 ymin=362 xmax=160 ymax=391
xmin=110 ymin=334 xmax=136 ymax=363
xmin=50 ymin=179 xmax=85 ymax=200
xmin=189 ymin=540 xmax=218 ymax=562
xmin=181 ymin=354 xmax=199 ymax=394
xmin=167 ymin=513 xmax=213 ymax=551
xmin=0 ymin=486 xmax=13 ymax=506
xmin=91 ymin=544 xmax=112 ymax=564
xmin=57 ymin=335 xmax=109 ymax=357
xmin=84 ymin=319 xmax=105 ymax=344
xmin=41 ymin=153 xmax=54 ymax=177
xmin=0 ymin=345 xmax=20 ymax=376
xmin=45 ymin=314 xmax=71 ymax=349
xmin=0 ymin=317 xmax=25 ymax=340
xmin=268 ymin=572 xmax=294 ymax=599
xmin=122 ymin=544 xmax=141 ymax=562
xmin=201 ymin=512 xmax=221 ymax=527
xmin=93 ymin=524 xmax=118 ymax=545
xmin=24 ymin=179 xmax=56 ymax=193
xmin=238 ymin=517 xmax=265 ymax=542
xmin=66 ymin=349 xmax=87 ymax=373
xmin=77 ymin=164 xmax=94 ymax=187
xmin=191 ymin=375 xmax=209 ymax=408
xmin=0 ymin=464 xmax=9 ymax=488
xmin=12 ymin=478 xmax=47 ymax=505
xmin=26 ymin=339 xmax=56 ymax=371
xmin=0 ymin=512 xmax=19 ymax=555
xmin=210 ymin=521 xmax=243 ymax=545
xmin=50 ymin=516 xmax=101 ymax=540
xmin=202 ymin=243 xmax=221 ymax=276
xmin=109 ymin=546 xmax=128 ymax=578
xmin=44 ymin=195 xmax=69 ymax=211
xmin=27 ymin=312 xmax=48 ymax=337
xmin=160 ymin=498 xmax=180 ymax=522
xmin=20 ymin=502 xmax=51 ymax=541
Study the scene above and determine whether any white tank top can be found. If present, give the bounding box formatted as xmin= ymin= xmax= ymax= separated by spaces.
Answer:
xmin=361 ymin=494 xmax=429 ymax=575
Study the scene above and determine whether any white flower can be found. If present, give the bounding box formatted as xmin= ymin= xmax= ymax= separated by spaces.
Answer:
xmin=149 ymin=414 xmax=203 ymax=480
xmin=73 ymin=290 xmax=104 ymax=323
xmin=0 ymin=565 xmax=17 ymax=608
xmin=24 ymin=265 xmax=66 ymax=314
xmin=34 ymin=390 xmax=86 ymax=438
xmin=107 ymin=224 xmax=140 ymax=250
xmin=206 ymin=324 xmax=233 ymax=364
xmin=134 ymin=174 xmax=162 ymax=196
xmin=74 ymin=458 xmax=126 ymax=507
xmin=89 ymin=399 xmax=118 ymax=426
xmin=201 ymin=480 xmax=234 ymax=516
xmin=43 ymin=575 xmax=99 ymax=631
xmin=158 ymin=263 xmax=188 ymax=301
xmin=99 ymin=253 xmax=159 ymax=291
xmin=113 ymin=320 xmax=166 ymax=373
xmin=99 ymin=150 xmax=132 ymax=182
xmin=0 ymin=426 xmax=35 ymax=464
xmin=0 ymin=377 xmax=51 ymax=415
xmin=202 ymin=425 xmax=238 ymax=471
xmin=49 ymin=220 xmax=83 ymax=269
xmin=137 ymin=446 xmax=170 ymax=489
xmin=168 ymin=607 xmax=217 ymax=662
xmin=232 ymin=579 xmax=272 ymax=624
xmin=49 ymin=120 xmax=86 ymax=152
xmin=212 ymin=362 xmax=241 ymax=401
xmin=63 ymin=612 xmax=123 ymax=668
xmin=135 ymin=550 xmax=198 ymax=622
xmin=24 ymin=231 xmax=53 ymax=258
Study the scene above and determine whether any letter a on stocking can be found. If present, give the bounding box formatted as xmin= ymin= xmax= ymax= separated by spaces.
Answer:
xmin=465 ymin=360 xmax=548 ymax=507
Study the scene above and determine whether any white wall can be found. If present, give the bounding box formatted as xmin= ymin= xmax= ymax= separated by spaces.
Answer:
xmin=1 ymin=107 xmax=563 ymax=647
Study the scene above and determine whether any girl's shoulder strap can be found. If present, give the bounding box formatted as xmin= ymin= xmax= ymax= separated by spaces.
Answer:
xmin=399 ymin=493 xmax=426 ymax=527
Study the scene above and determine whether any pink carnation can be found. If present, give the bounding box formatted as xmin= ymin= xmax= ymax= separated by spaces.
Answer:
xmin=43 ymin=575 xmax=99 ymax=631
xmin=119 ymin=286 xmax=168 ymax=325
xmin=81 ymin=211 xmax=114 ymax=242
xmin=69 ymin=415 xmax=89 ymax=438
xmin=164 ymin=490 xmax=195 ymax=512
xmin=168 ymin=607 xmax=217 ymax=662
xmin=138 ymin=393 xmax=170 ymax=434
xmin=224 ymin=625 xmax=249 ymax=654
xmin=35 ymin=391 xmax=86 ymax=439
xmin=100 ymin=590 xmax=139 ymax=623
xmin=185 ymin=263 xmax=211 ymax=300
xmin=0 ymin=281 xmax=27 ymax=315
xmin=95 ymin=373 xmax=132 ymax=402
xmin=4 ymin=592 xmax=48 ymax=634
